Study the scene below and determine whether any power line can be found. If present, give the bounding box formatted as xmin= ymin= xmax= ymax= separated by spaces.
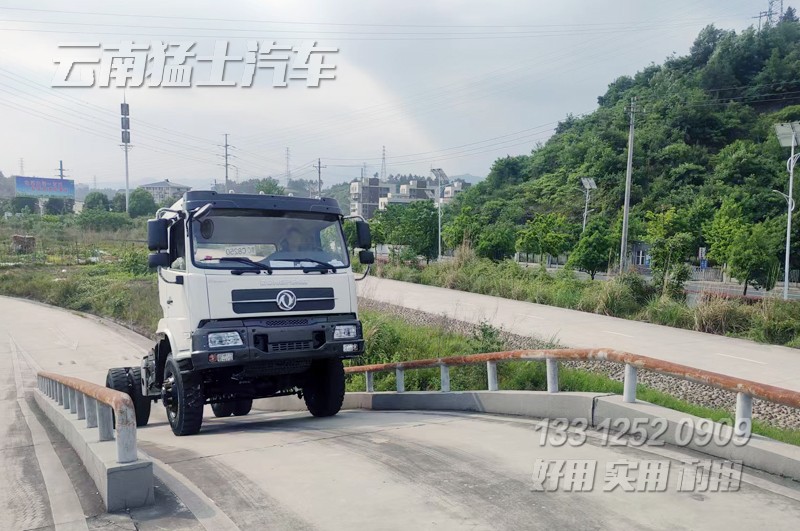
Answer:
xmin=0 ymin=6 xmax=750 ymax=29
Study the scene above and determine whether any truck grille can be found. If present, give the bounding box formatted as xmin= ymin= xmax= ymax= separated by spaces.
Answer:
xmin=244 ymin=318 xmax=310 ymax=328
xmin=269 ymin=340 xmax=313 ymax=352
xmin=242 ymin=359 xmax=311 ymax=377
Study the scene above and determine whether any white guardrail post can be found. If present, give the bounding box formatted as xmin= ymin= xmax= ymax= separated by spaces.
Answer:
xmin=396 ymin=368 xmax=405 ymax=393
xmin=38 ymin=374 xmax=137 ymax=464
xmin=735 ymin=392 xmax=753 ymax=438
xmin=440 ymin=364 xmax=450 ymax=392
xmin=487 ymin=361 xmax=498 ymax=391
xmin=546 ymin=358 xmax=559 ymax=393
xmin=623 ymin=363 xmax=637 ymax=403
xmin=365 ymin=371 xmax=374 ymax=393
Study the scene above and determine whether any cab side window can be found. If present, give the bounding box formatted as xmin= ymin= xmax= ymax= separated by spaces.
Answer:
xmin=169 ymin=220 xmax=186 ymax=270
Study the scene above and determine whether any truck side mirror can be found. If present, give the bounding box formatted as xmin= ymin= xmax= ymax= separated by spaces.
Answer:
xmin=359 ymin=250 xmax=375 ymax=265
xmin=148 ymin=252 xmax=171 ymax=269
xmin=355 ymin=220 xmax=372 ymax=249
xmin=148 ymin=219 xmax=169 ymax=251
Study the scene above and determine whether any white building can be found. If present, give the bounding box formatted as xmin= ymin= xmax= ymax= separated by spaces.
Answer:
xmin=139 ymin=179 xmax=191 ymax=204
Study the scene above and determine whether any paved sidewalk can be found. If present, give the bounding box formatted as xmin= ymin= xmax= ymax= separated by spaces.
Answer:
xmin=357 ymin=277 xmax=800 ymax=392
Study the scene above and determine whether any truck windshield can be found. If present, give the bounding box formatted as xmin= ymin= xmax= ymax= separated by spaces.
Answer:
xmin=191 ymin=208 xmax=350 ymax=270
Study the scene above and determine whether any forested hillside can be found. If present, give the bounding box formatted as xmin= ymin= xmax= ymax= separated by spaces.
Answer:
xmin=443 ymin=16 xmax=800 ymax=279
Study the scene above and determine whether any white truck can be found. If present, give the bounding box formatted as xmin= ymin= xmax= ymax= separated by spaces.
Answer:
xmin=105 ymin=191 xmax=374 ymax=435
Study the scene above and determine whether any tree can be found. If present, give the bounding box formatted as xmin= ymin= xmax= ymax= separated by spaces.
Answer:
xmin=476 ymin=222 xmax=517 ymax=261
xmin=377 ymin=201 xmax=438 ymax=262
xmin=516 ymin=213 xmax=575 ymax=263
xmin=128 ymin=188 xmax=157 ymax=218
xmin=782 ymin=6 xmax=798 ymax=23
xmin=704 ymin=198 xmax=746 ymax=266
xmin=567 ymin=219 xmax=612 ymax=279
xmin=83 ymin=191 xmax=110 ymax=211
xmin=645 ymin=208 xmax=694 ymax=295
xmin=10 ymin=196 xmax=37 ymax=214
xmin=255 ymin=177 xmax=285 ymax=195
xmin=729 ymin=223 xmax=782 ymax=295
xmin=287 ymin=178 xmax=317 ymax=197
xmin=44 ymin=198 xmax=74 ymax=214
xmin=111 ymin=192 xmax=126 ymax=213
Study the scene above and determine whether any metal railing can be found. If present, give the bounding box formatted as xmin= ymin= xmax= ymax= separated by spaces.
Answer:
xmin=346 ymin=348 xmax=800 ymax=438
xmin=37 ymin=371 xmax=138 ymax=464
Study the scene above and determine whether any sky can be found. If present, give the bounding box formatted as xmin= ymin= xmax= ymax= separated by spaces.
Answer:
xmin=0 ymin=0 xmax=763 ymax=191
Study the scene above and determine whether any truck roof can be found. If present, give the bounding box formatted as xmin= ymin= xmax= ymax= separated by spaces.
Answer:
xmin=180 ymin=190 xmax=343 ymax=216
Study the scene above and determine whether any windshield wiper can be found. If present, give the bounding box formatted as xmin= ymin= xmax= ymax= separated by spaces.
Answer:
xmin=218 ymin=257 xmax=273 ymax=274
xmin=291 ymin=257 xmax=337 ymax=273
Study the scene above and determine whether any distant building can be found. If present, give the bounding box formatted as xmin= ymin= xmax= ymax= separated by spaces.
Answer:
xmin=350 ymin=177 xmax=396 ymax=219
xmin=139 ymin=179 xmax=191 ymax=204
xmin=442 ymin=179 xmax=470 ymax=203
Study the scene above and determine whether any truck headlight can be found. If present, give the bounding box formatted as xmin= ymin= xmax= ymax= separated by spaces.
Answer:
xmin=333 ymin=325 xmax=358 ymax=340
xmin=208 ymin=331 xmax=243 ymax=348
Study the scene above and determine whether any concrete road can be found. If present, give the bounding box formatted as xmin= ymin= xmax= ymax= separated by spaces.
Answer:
xmin=357 ymin=277 xmax=800 ymax=392
xmin=3 ymin=295 xmax=800 ymax=530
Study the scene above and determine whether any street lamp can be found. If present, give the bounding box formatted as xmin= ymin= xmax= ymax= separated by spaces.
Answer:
xmin=431 ymin=168 xmax=448 ymax=260
xmin=580 ymin=177 xmax=597 ymax=232
xmin=773 ymin=122 xmax=799 ymax=300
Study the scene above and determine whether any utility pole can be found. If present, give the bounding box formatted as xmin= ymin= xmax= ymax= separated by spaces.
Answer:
xmin=313 ymin=158 xmax=326 ymax=196
xmin=580 ymin=177 xmax=597 ymax=232
xmin=380 ymin=146 xmax=387 ymax=180
xmin=19 ymin=158 xmax=24 ymax=175
xmin=120 ymin=98 xmax=131 ymax=213
xmin=223 ymin=133 xmax=230 ymax=191
xmin=431 ymin=168 xmax=447 ymax=261
xmin=286 ymin=147 xmax=291 ymax=182
xmin=56 ymin=160 xmax=67 ymax=179
xmin=619 ymin=97 xmax=636 ymax=274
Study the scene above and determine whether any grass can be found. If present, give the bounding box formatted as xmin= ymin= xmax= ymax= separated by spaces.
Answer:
xmin=1 ymin=252 xmax=798 ymax=446
xmin=369 ymin=246 xmax=800 ymax=348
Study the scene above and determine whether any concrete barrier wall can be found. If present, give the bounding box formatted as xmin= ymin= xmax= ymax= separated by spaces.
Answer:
xmin=256 ymin=391 xmax=800 ymax=482
xmin=33 ymin=389 xmax=154 ymax=511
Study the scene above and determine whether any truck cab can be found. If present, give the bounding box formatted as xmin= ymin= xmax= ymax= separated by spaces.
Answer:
xmin=106 ymin=190 xmax=374 ymax=435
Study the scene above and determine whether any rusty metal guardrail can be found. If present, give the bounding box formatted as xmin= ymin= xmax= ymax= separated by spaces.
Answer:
xmin=36 ymin=371 xmax=137 ymax=464
xmin=346 ymin=348 xmax=800 ymax=438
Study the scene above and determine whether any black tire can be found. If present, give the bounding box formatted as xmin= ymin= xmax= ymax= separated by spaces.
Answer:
xmin=127 ymin=367 xmax=151 ymax=427
xmin=303 ymin=358 xmax=345 ymax=417
xmin=162 ymin=356 xmax=204 ymax=436
xmin=106 ymin=367 xmax=152 ymax=427
xmin=106 ymin=368 xmax=128 ymax=430
xmin=233 ymin=399 xmax=253 ymax=417
xmin=211 ymin=402 xmax=234 ymax=417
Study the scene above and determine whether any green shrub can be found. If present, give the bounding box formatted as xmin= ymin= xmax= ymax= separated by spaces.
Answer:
xmin=640 ymin=296 xmax=694 ymax=329
xmin=693 ymin=296 xmax=753 ymax=335
xmin=77 ymin=210 xmax=133 ymax=232
xmin=577 ymin=278 xmax=638 ymax=317
xmin=749 ymin=298 xmax=800 ymax=345
xmin=616 ymin=272 xmax=658 ymax=305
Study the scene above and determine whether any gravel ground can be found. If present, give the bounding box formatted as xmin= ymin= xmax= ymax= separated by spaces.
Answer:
xmin=359 ymin=298 xmax=800 ymax=431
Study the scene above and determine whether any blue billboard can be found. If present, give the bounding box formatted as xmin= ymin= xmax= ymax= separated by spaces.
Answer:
xmin=15 ymin=176 xmax=75 ymax=199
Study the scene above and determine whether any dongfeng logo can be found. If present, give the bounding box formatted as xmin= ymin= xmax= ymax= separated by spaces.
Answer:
xmin=276 ymin=290 xmax=297 ymax=311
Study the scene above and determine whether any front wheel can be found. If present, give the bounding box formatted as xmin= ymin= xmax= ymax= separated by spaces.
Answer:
xmin=303 ymin=358 xmax=345 ymax=417
xmin=162 ymin=356 xmax=204 ymax=436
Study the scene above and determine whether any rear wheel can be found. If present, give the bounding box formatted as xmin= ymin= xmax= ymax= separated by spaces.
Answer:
xmin=211 ymin=402 xmax=234 ymax=417
xmin=233 ymin=399 xmax=253 ymax=416
xmin=127 ymin=367 xmax=151 ymax=427
xmin=303 ymin=358 xmax=345 ymax=417
xmin=162 ymin=356 xmax=204 ymax=436
xmin=105 ymin=367 xmax=151 ymax=427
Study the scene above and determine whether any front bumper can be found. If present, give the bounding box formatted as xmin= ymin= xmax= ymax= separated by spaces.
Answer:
xmin=189 ymin=314 xmax=364 ymax=371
